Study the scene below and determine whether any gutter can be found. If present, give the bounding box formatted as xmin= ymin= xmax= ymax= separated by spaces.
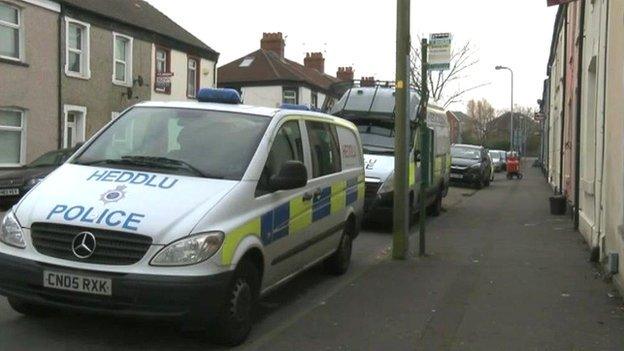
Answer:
xmin=574 ymin=0 xmax=586 ymax=230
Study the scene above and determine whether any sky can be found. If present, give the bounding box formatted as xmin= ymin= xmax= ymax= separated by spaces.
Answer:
xmin=146 ymin=0 xmax=557 ymax=113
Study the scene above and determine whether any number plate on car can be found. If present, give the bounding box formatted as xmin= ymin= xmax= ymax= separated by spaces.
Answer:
xmin=43 ymin=271 xmax=112 ymax=296
xmin=450 ymin=174 xmax=463 ymax=179
xmin=0 ymin=188 xmax=19 ymax=196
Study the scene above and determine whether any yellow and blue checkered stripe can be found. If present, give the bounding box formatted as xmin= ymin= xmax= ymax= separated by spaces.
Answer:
xmin=221 ymin=174 xmax=364 ymax=265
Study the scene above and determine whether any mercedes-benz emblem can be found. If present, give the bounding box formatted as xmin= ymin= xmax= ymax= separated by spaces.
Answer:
xmin=72 ymin=232 xmax=97 ymax=259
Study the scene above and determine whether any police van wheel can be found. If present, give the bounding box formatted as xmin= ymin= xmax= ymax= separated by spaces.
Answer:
xmin=8 ymin=298 xmax=51 ymax=317
xmin=428 ymin=192 xmax=442 ymax=217
xmin=212 ymin=259 xmax=259 ymax=346
xmin=324 ymin=222 xmax=354 ymax=276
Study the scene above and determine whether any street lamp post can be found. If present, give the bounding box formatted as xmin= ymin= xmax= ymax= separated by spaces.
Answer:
xmin=495 ymin=66 xmax=514 ymax=152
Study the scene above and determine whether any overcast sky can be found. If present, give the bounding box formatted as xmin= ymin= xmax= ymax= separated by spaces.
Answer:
xmin=146 ymin=0 xmax=557 ymax=113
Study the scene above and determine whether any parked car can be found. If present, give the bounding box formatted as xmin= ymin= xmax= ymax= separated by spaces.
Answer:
xmin=0 ymin=88 xmax=364 ymax=346
xmin=489 ymin=150 xmax=504 ymax=172
xmin=495 ymin=149 xmax=508 ymax=171
xmin=0 ymin=147 xmax=78 ymax=210
xmin=450 ymin=144 xmax=492 ymax=189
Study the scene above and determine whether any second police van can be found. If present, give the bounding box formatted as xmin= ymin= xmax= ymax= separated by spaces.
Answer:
xmin=0 ymin=89 xmax=364 ymax=345
xmin=331 ymin=84 xmax=451 ymax=220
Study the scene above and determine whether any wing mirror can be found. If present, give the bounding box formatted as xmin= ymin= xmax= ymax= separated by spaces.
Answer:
xmin=269 ymin=161 xmax=308 ymax=191
xmin=415 ymin=150 xmax=421 ymax=162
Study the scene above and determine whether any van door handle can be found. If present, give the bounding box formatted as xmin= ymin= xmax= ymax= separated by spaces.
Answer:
xmin=303 ymin=188 xmax=322 ymax=202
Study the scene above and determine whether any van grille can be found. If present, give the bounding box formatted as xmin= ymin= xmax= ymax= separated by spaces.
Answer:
xmin=31 ymin=223 xmax=152 ymax=265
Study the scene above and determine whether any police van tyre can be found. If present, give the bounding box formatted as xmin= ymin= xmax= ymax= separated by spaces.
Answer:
xmin=324 ymin=219 xmax=355 ymax=276
xmin=212 ymin=259 xmax=260 ymax=346
xmin=7 ymin=298 xmax=51 ymax=317
xmin=427 ymin=190 xmax=442 ymax=217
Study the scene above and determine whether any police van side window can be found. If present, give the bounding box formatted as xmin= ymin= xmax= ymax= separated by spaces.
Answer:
xmin=256 ymin=120 xmax=304 ymax=196
xmin=306 ymin=121 xmax=342 ymax=178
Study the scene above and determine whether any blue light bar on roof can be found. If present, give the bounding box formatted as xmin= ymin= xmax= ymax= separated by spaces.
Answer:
xmin=197 ymin=88 xmax=241 ymax=104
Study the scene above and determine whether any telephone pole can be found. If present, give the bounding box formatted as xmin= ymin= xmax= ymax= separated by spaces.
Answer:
xmin=392 ymin=0 xmax=410 ymax=260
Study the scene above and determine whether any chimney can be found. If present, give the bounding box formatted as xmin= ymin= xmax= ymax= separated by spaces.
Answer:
xmin=261 ymin=32 xmax=285 ymax=58
xmin=304 ymin=52 xmax=325 ymax=73
xmin=360 ymin=76 xmax=376 ymax=87
xmin=336 ymin=67 xmax=354 ymax=82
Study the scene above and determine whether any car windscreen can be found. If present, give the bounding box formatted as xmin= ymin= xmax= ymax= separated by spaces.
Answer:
xmin=451 ymin=147 xmax=480 ymax=160
xmin=28 ymin=150 xmax=66 ymax=167
xmin=73 ymin=107 xmax=271 ymax=180
xmin=353 ymin=118 xmax=414 ymax=155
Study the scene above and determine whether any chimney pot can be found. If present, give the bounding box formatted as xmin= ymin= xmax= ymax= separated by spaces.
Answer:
xmin=304 ymin=52 xmax=325 ymax=73
xmin=336 ymin=66 xmax=354 ymax=82
xmin=360 ymin=76 xmax=376 ymax=87
xmin=261 ymin=32 xmax=285 ymax=58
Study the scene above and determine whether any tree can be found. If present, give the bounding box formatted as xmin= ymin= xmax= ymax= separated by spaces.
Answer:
xmin=466 ymin=98 xmax=496 ymax=143
xmin=410 ymin=38 xmax=489 ymax=109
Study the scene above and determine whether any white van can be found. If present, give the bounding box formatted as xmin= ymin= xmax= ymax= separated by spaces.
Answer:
xmin=0 ymin=89 xmax=364 ymax=345
xmin=331 ymin=86 xmax=451 ymax=221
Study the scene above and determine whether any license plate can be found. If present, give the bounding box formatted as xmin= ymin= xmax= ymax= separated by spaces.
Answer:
xmin=0 ymin=188 xmax=19 ymax=196
xmin=43 ymin=271 xmax=112 ymax=296
xmin=450 ymin=174 xmax=463 ymax=179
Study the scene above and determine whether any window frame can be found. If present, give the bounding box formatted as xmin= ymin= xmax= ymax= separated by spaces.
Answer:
xmin=186 ymin=56 xmax=200 ymax=99
xmin=0 ymin=108 xmax=26 ymax=167
xmin=62 ymin=104 xmax=87 ymax=148
xmin=0 ymin=1 xmax=23 ymax=62
xmin=311 ymin=91 xmax=318 ymax=109
xmin=64 ymin=17 xmax=90 ymax=79
xmin=112 ymin=32 xmax=133 ymax=87
xmin=282 ymin=87 xmax=298 ymax=105
xmin=154 ymin=45 xmax=171 ymax=94
xmin=306 ymin=121 xmax=342 ymax=179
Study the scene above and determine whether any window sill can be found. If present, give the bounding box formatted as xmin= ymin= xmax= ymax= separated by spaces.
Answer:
xmin=0 ymin=57 xmax=29 ymax=67
xmin=65 ymin=70 xmax=91 ymax=80
xmin=113 ymin=80 xmax=132 ymax=88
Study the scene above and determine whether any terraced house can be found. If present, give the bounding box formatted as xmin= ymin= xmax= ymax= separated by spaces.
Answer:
xmin=0 ymin=0 xmax=219 ymax=173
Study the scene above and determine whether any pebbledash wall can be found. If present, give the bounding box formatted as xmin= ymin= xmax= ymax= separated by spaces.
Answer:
xmin=150 ymin=46 xmax=216 ymax=102
xmin=0 ymin=0 xmax=60 ymax=171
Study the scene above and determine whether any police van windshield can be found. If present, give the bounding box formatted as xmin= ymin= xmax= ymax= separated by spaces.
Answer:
xmin=73 ymin=107 xmax=270 ymax=180
xmin=353 ymin=118 xmax=414 ymax=155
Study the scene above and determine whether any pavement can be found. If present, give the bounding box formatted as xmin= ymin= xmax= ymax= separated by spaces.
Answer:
xmin=2 ymin=163 xmax=624 ymax=350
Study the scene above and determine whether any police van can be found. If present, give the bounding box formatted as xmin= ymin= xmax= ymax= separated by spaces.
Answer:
xmin=331 ymin=84 xmax=450 ymax=220
xmin=0 ymin=89 xmax=364 ymax=345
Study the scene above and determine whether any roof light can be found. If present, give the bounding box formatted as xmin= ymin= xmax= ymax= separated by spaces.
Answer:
xmin=197 ymin=88 xmax=241 ymax=104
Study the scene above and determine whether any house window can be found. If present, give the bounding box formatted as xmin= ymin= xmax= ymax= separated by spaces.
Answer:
xmin=113 ymin=33 xmax=133 ymax=86
xmin=154 ymin=46 xmax=171 ymax=94
xmin=63 ymin=105 xmax=86 ymax=148
xmin=0 ymin=2 xmax=21 ymax=60
xmin=65 ymin=18 xmax=90 ymax=78
xmin=187 ymin=57 xmax=199 ymax=98
xmin=282 ymin=88 xmax=297 ymax=104
xmin=311 ymin=92 xmax=318 ymax=109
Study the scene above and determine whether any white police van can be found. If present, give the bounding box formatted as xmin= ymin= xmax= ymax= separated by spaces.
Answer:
xmin=0 ymin=89 xmax=364 ymax=345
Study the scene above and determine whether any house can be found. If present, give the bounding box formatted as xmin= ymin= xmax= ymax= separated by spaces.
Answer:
xmin=445 ymin=112 xmax=460 ymax=144
xmin=542 ymin=0 xmax=624 ymax=294
xmin=57 ymin=0 xmax=219 ymax=148
xmin=218 ymin=32 xmax=353 ymax=111
xmin=0 ymin=0 xmax=61 ymax=172
xmin=447 ymin=111 xmax=472 ymax=144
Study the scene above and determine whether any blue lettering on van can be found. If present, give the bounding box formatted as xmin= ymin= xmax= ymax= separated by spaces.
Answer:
xmin=86 ymin=170 xmax=178 ymax=190
xmin=47 ymin=204 xmax=146 ymax=231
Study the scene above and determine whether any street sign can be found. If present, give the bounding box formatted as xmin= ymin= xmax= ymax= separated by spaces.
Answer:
xmin=155 ymin=72 xmax=174 ymax=93
xmin=428 ymin=33 xmax=452 ymax=71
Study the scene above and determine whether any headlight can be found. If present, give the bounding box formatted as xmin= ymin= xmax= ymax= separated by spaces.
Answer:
xmin=378 ymin=172 xmax=394 ymax=194
xmin=0 ymin=211 xmax=26 ymax=249
xmin=25 ymin=177 xmax=44 ymax=187
xmin=150 ymin=232 xmax=224 ymax=266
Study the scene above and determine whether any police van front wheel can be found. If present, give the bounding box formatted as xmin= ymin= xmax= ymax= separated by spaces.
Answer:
xmin=8 ymin=298 xmax=51 ymax=317
xmin=212 ymin=259 xmax=259 ymax=346
xmin=324 ymin=222 xmax=355 ymax=276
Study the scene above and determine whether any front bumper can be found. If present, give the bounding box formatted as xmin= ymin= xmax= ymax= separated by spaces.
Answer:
xmin=0 ymin=252 xmax=232 ymax=323
xmin=449 ymin=170 xmax=480 ymax=184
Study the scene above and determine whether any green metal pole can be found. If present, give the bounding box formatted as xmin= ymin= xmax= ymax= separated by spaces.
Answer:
xmin=418 ymin=38 xmax=429 ymax=257
xmin=392 ymin=0 xmax=410 ymax=260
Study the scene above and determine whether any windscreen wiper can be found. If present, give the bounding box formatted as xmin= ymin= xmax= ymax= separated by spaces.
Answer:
xmin=120 ymin=156 xmax=211 ymax=178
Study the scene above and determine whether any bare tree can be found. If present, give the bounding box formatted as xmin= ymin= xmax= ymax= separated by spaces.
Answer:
xmin=466 ymin=98 xmax=496 ymax=143
xmin=410 ymin=38 xmax=489 ymax=109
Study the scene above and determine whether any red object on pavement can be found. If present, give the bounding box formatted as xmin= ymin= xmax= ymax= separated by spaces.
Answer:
xmin=506 ymin=154 xmax=522 ymax=180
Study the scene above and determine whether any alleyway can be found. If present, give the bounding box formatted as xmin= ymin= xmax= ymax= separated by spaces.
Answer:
xmin=2 ymin=163 xmax=624 ymax=350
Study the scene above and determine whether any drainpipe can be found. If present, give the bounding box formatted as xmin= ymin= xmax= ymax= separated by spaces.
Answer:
xmin=57 ymin=11 xmax=63 ymax=149
xmin=574 ymin=0 xmax=586 ymax=230
xmin=595 ymin=0 xmax=610 ymax=251
xmin=559 ymin=5 xmax=568 ymax=195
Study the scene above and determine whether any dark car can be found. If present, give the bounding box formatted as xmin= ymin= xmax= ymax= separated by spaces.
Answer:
xmin=449 ymin=144 xmax=492 ymax=189
xmin=0 ymin=147 xmax=77 ymax=210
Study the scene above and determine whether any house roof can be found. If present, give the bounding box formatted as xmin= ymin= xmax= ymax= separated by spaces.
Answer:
xmin=59 ymin=0 xmax=218 ymax=60
xmin=450 ymin=111 xmax=472 ymax=123
xmin=218 ymin=49 xmax=342 ymax=95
